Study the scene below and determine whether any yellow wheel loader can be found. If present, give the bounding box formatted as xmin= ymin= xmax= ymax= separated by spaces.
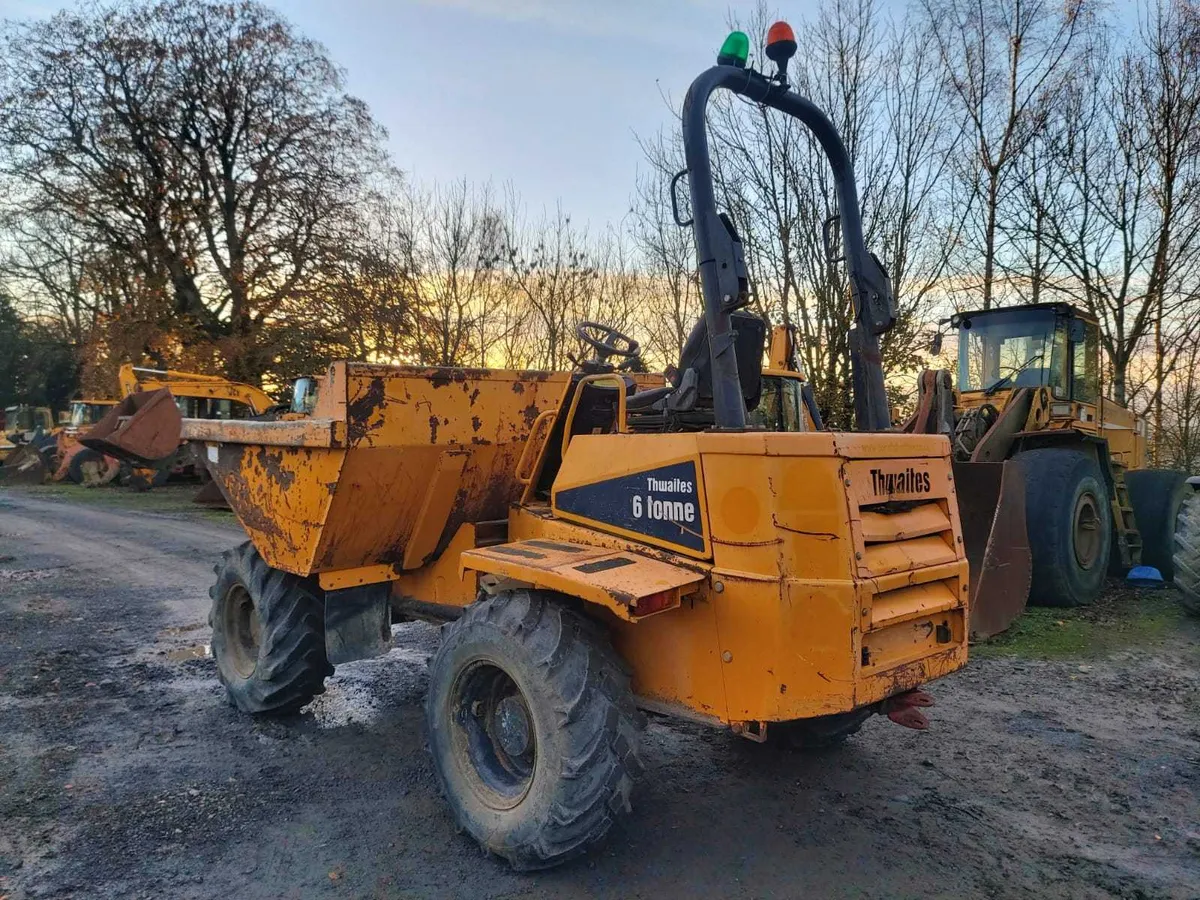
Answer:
xmin=0 ymin=404 xmax=56 ymax=484
xmin=86 ymin=27 xmax=994 ymax=869
xmin=908 ymin=302 xmax=1196 ymax=624
xmin=51 ymin=399 xmax=121 ymax=485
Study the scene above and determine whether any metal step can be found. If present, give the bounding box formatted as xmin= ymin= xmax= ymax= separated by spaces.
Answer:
xmin=1109 ymin=463 xmax=1142 ymax=568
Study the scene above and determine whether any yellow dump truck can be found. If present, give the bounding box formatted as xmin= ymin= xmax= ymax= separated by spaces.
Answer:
xmin=87 ymin=28 xmax=981 ymax=869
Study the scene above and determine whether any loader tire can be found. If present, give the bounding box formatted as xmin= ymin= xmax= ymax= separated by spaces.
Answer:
xmin=67 ymin=448 xmax=108 ymax=486
xmin=1016 ymin=448 xmax=1111 ymax=607
xmin=425 ymin=590 xmax=643 ymax=871
xmin=208 ymin=542 xmax=332 ymax=715
xmin=1125 ymin=469 xmax=1190 ymax=579
xmin=768 ymin=708 xmax=873 ymax=750
xmin=1173 ymin=492 xmax=1200 ymax=616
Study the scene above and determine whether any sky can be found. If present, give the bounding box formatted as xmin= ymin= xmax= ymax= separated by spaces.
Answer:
xmin=0 ymin=0 xmax=747 ymax=228
xmin=0 ymin=0 xmax=1150 ymax=231
xmin=259 ymin=0 xmax=732 ymax=229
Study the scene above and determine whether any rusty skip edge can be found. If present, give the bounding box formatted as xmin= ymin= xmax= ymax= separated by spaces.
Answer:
xmin=181 ymin=417 xmax=346 ymax=448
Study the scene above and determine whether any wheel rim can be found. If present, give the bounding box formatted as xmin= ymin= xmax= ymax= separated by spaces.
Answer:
xmin=451 ymin=660 xmax=536 ymax=810
xmin=223 ymin=585 xmax=261 ymax=678
xmin=1073 ymin=491 xmax=1101 ymax=569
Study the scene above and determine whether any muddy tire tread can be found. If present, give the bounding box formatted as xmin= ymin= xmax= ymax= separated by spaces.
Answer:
xmin=1125 ymin=468 xmax=1189 ymax=579
xmin=1172 ymin=492 xmax=1200 ymax=616
xmin=425 ymin=590 xmax=643 ymax=870
xmin=208 ymin=541 xmax=332 ymax=715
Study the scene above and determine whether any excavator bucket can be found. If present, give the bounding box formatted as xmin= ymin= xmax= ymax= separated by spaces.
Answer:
xmin=953 ymin=460 xmax=1031 ymax=639
xmin=192 ymin=479 xmax=230 ymax=509
xmin=80 ymin=389 xmax=182 ymax=467
xmin=0 ymin=443 xmax=49 ymax=485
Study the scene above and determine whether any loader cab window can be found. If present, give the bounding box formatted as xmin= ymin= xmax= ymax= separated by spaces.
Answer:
xmin=1071 ymin=320 xmax=1100 ymax=405
xmin=956 ymin=308 xmax=1068 ymax=398
xmin=69 ymin=402 xmax=111 ymax=428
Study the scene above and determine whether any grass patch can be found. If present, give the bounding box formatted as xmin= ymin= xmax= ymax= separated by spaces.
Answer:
xmin=5 ymin=482 xmax=236 ymax=520
xmin=974 ymin=582 xmax=1188 ymax=659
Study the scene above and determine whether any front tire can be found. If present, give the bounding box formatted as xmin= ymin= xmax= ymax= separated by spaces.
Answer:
xmin=425 ymin=591 xmax=642 ymax=870
xmin=209 ymin=542 xmax=332 ymax=715
xmin=1016 ymin=448 xmax=1112 ymax=607
xmin=1173 ymin=492 xmax=1200 ymax=617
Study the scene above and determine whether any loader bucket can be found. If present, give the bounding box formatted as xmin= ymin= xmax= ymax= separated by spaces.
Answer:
xmin=80 ymin=389 xmax=182 ymax=467
xmin=953 ymin=460 xmax=1032 ymax=640
xmin=0 ymin=443 xmax=49 ymax=485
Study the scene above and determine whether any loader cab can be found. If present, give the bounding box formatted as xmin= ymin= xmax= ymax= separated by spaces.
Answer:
xmin=3 ymin=405 xmax=53 ymax=441
xmin=953 ymin=302 xmax=1100 ymax=408
xmin=67 ymin=400 xmax=117 ymax=431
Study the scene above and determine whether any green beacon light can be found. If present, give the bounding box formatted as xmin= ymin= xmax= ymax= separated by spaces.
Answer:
xmin=717 ymin=31 xmax=750 ymax=68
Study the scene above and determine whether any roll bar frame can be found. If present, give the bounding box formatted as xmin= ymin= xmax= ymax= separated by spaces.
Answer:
xmin=682 ymin=64 xmax=896 ymax=431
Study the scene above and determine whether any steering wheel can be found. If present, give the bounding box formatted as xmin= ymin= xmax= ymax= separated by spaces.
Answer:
xmin=576 ymin=322 xmax=640 ymax=363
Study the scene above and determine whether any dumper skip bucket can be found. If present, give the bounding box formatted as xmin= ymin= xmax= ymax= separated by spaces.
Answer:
xmin=80 ymin=389 xmax=182 ymax=467
xmin=953 ymin=460 xmax=1032 ymax=640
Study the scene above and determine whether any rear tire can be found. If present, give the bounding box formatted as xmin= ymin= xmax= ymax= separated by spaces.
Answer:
xmin=425 ymin=590 xmax=642 ymax=870
xmin=1125 ymin=469 xmax=1190 ymax=579
xmin=768 ymin=709 xmax=873 ymax=750
xmin=1016 ymin=448 xmax=1111 ymax=607
xmin=208 ymin=542 xmax=332 ymax=715
xmin=1173 ymin=492 xmax=1200 ymax=617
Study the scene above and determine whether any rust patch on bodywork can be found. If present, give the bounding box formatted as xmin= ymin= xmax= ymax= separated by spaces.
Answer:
xmin=347 ymin=377 xmax=386 ymax=444
xmin=255 ymin=446 xmax=296 ymax=491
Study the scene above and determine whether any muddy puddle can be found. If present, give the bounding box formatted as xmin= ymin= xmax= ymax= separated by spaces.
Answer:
xmin=165 ymin=644 xmax=211 ymax=661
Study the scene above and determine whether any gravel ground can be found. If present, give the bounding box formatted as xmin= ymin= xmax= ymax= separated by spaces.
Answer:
xmin=0 ymin=484 xmax=1197 ymax=899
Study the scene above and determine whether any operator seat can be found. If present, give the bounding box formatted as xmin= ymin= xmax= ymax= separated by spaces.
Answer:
xmin=626 ymin=311 xmax=767 ymax=413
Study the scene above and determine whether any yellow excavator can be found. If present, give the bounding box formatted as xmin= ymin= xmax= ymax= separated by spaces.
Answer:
xmin=76 ymin=365 xmax=276 ymax=490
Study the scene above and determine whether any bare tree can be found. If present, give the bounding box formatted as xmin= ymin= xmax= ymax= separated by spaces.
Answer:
xmin=632 ymin=0 xmax=959 ymax=424
xmin=504 ymin=207 xmax=598 ymax=370
xmin=0 ymin=0 xmax=388 ymax=383
xmin=920 ymin=0 xmax=1088 ymax=309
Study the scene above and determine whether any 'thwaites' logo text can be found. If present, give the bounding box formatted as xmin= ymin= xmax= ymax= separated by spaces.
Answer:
xmin=869 ymin=466 xmax=931 ymax=495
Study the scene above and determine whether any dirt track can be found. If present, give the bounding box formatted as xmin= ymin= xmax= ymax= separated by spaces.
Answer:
xmin=1 ymin=485 xmax=1198 ymax=899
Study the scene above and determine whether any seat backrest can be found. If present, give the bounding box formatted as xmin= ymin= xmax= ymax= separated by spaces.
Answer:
xmin=677 ymin=311 xmax=766 ymax=410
